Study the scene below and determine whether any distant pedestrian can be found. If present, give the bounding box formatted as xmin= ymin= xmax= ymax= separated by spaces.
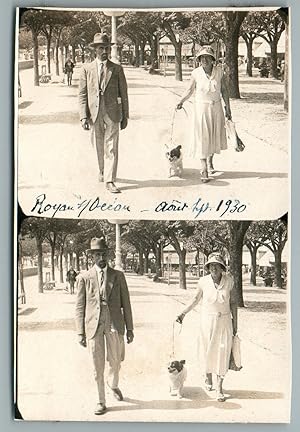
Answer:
xmin=78 ymin=32 xmax=129 ymax=194
xmin=176 ymin=252 xmax=238 ymax=402
xmin=176 ymin=46 xmax=232 ymax=183
xmin=66 ymin=266 xmax=77 ymax=294
xmin=64 ymin=57 xmax=74 ymax=86
xmin=75 ymin=237 xmax=134 ymax=415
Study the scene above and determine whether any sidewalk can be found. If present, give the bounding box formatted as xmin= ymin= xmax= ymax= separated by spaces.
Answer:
xmin=17 ymin=63 xmax=288 ymax=220
xmin=17 ymin=272 xmax=290 ymax=422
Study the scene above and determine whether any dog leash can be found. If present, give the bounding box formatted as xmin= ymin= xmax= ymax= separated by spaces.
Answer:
xmin=170 ymin=106 xmax=188 ymax=147
xmin=172 ymin=320 xmax=183 ymax=358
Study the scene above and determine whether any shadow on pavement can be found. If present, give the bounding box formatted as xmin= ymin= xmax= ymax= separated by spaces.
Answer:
xmin=240 ymin=92 xmax=284 ymax=105
xmin=117 ymin=170 xmax=229 ymax=191
xmin=245 ymin=288 xmax=286 ymax=295
xmin=18 ymin=307 xmax=37 ymax=316
xmin=19 ymin=111 xmax=78 ymax=125
xmin=18 ymin=101 xmax=34 ymax=109
xmin=226 ymin=389 xmax=284 ymax=400
xmin=215 ymin=171 xmax=287 ymax=180
xmin=19 ymin=318 xmax=75 ymax=331
xmin=244 ymin=300 xmax=286 ymax=314
xmin=108 ymin=390 xmax=241 ymax=411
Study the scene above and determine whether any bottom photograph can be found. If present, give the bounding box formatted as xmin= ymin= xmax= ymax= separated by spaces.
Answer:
xmin=15 ymin=217 xmax=290 ymax=423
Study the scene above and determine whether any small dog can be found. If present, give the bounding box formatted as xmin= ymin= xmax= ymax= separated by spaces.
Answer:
xmin=165 ymin=145 xmax=183 ymax=178
xmin=168 ymin=360 xmax=187 ymax=398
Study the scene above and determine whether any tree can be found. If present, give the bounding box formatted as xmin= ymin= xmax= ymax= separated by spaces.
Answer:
xmin=254 ymin=11 xmax=285 ymax=79
xmin=158 ymin=12 xmax=191 ymax=81
xmin=20 ymin=9 xmax=45 ymax=86
xmin=277 ymin=8 xmax=289 ymax=111
xmin=240 ymin=13 xmax=263 ymax=77
xmin=222 ymin=11 xmax=248 ymax=98
xmin=244 ymin=221 xmax=269 ymax=285
xmin=160 ymin=221 xmax=195 ymax=289
xmin=20 ymin=217 xmax=51 ymax=293
xmin=258 ymin=220 xmax=287 ymax=288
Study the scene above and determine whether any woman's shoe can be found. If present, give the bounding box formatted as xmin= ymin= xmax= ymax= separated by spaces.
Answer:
xmin=208 ymin=167 xmax=216 ymax=175
xmin=200 ymin=170 xmax=210 ymax=183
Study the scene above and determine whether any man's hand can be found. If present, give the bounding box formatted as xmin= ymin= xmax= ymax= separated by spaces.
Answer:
xmin=78 ymin=334 xmax=87 ymax=347
xmin=120 ymin=118 xmax=128 ymax=130
xmin=81 ymin=118 xmax=90 ymax=130
xmin=176 ymin=313 xmax=185 ymax=324
xmin=224 ymin=106 xmax=232 ymax=120
xmin=126 ymin=330 xmax=134 ymax=344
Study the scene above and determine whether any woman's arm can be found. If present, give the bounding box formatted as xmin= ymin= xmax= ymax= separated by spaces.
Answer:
xmin=221 ymin=73 xmax=232 ymax=120
xmin=177 ymin=287 xmax=202 ymax=323
xmin=177 ymin=75 xmax=196 ymax=109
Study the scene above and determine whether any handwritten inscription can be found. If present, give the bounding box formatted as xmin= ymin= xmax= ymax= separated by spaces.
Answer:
xmin=155 ymin=198 xmax=247 ymax=218
xmin=30 ymin=194 xmax=247 ymax=219
xmin=31 ymin=194 xmax=131 ymax=218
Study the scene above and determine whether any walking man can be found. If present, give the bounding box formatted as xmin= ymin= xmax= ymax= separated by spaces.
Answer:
xmin=75 ymin=237 xmax=134 ymax=415
xmin=78 ymin=33 xmax=129 ymax=194
xmin=66 ymin=266 xmax=77 ymax=294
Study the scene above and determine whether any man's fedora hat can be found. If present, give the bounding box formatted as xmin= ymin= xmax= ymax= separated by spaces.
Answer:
xmin=87 ymin=237 xmax=109 ymax=253
xmin=197 ymin=45 xmax=216 ymax=61
xmin=90 ymin=33 xmax=114 ymax=47
xmin=204 ymin=252 xmax=226 ymax=271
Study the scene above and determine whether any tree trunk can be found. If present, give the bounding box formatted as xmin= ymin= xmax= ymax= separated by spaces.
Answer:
xmin=178 ymin=248 xmax=187 ymax=289
xmin=144 ymin=252 xmax=149 ymax=274
xmin=140 ymin=41 xmax=145 ymax=66
xmin=228 ymin=221 xmax=251 ymax=306
xmin=72 ymin=45 xmax=76 ymax=62
xmin=46 ymin=36 xmax=51 ymax=73
xmin=36 ymin=237 xmax=44 ymax=293
xmin=150 ymin=35 xmax=158 ymax=65
xmin=249 ymin=245 xmax=258 ymax=286
xmin=283 ymin=24 xmax=289 ymax=111
xmin=75 ymin=252 xmax=80 ymax=271
xmin=50 ymin=244 xmax=55 ymax=281
xmin=269 ymin=39 xmax=278 ymax=79
xmin=245 ymin=38 xmax=254 ymax=77
xmin=59 ymin=249 xmax=64 ymax=283
xmin=154 ymin=245 xmax=162 ymax=277
xmin=60 ymin=46 xmax=65 ymax=74
xmin=55 ymin=44 xmax=59 ymax=75
xmin=134 ymin=40 xmax=140 ymax=67
xmin=18 ymin=239 xmax=26 ymax=303
xmin=225 ymin=29 xmax=240 ymax=97
xmin=224 ymin=12 xmax=247 ymax=98
xmin=274 ymin=248 xmax=283 ymax=288
xmin=174 ymin=40 xmax=183 ymax=81
xmin=138 ymin=249 xmax=144 ymax=275
xmin=32 ymin=31 xmax=40 ymax=86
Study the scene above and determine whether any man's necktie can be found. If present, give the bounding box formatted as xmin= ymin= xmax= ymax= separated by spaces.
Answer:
xmin=99 ymin=63 xmax=105 ymax=93
xmin=99 ymin=269 xmax=104 ymax=288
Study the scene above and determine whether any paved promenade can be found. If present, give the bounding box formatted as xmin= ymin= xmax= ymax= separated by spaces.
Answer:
xmin=16 ymin=272 xmax=290 ymax=422
xmin=17 ymin=64 xmax=288 ymax=220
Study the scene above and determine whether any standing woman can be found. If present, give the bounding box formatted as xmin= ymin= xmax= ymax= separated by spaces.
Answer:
xmin=177 ymin=46 xmax=232 ymax=182
xmin=176 ymin=253 xmax=238 ymax=402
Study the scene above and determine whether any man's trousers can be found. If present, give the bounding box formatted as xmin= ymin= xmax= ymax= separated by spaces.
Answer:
xmin=91 ymin=98 xmax=119 ymax=183
xmin=88 ymin=305 xmax=125 ymax=404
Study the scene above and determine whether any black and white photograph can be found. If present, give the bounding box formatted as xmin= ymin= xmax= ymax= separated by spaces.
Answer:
xmin=16 ymin=216 xmax=290 ymax=422
xmin=16 ymin=6 xmax=289 ymax=221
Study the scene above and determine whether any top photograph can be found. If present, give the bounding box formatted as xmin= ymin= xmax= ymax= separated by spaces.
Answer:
xmin=16 ymin=7 xmax=289 ymax=220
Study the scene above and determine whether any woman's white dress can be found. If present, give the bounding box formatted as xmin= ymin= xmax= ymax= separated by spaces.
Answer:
xmin=188 ymin=65 xmax=227 ymax=159
xmin=183 ymin=273 xmax=233 ymax=376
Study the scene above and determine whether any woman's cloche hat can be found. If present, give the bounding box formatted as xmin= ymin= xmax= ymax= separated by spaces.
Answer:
xmin=197 ymin=45 xmax=216 ymax=61
xmin=204 ymin=252 xmax=226 ymax=271
xmin=87 ymin=237 xmax=109 ymax=253
xmin=90 ymin=33 xmax=114 ymax=47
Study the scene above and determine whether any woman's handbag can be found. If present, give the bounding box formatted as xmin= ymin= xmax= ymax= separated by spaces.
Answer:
xmin=225 ymin=119 xmax=245 ymax=152
xmin=229 ymin=334 xmax=242 ymax=371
